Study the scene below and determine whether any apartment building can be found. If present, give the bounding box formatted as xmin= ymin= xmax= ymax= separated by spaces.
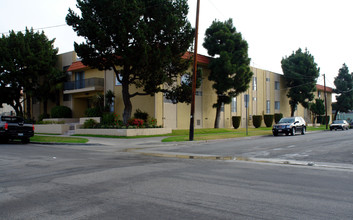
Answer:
xmin=32 ymin=51 xmax=332 ymax=128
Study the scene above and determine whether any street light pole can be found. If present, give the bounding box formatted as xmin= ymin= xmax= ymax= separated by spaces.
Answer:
xmin=189 ymin=0 xmax=200 ymax=141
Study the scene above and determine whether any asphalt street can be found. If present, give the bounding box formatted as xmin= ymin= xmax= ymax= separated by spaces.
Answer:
xmin=137 ymin=129 xmax=353 ymax=167
xmin=1 ymin=130 xmax=353 ymax=219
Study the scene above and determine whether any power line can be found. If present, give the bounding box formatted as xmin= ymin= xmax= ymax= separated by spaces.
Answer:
xmin=1 ymin=24 xmax=68 ymax=35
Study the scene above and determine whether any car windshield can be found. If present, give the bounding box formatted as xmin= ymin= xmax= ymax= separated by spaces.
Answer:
xmin=1 ymin=116 xmax=24 ymax=123
xmin=333 ymin=120 xmax=344 ymax=124
xmin=278 ymin=118 xmax=294 ymax=123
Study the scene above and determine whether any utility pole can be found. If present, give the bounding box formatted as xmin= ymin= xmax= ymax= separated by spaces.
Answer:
xmin=324 ymin=74 xmax=328 ymax=129
xmin=189 ymin=0 xmax=200 ymax=141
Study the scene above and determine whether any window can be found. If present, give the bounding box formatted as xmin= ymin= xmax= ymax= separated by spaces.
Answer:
xmin=231 ymin=97 xmax=237 ymax=113
xmin=275 ymin=101 xmax=280 ymax=110
xmin=221 ymin=103 xmax=224 ymax=112
xmin=252 ymin=77 xmax=257 ymax=90
xmin=75 ymin=71 xmax=85 ymax=89
xmin=318 ymin=91 xmax=321 ymax=98
xmin=115 ymin=71 xmax=123 ymax=86
xmin=266 ymin=78 xmax=270 ymax=82
xmin=195 ymin=91 xmax=203 ymax=96
xmin=266 ymin=100 xmax=270 ymax=113
xmin=181 ymin=74 xmax=189 ymax=84
xmin=275 ymin=81 xmax=280 ymax=90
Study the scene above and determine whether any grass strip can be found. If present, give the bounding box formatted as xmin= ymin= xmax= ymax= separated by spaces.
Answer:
xmin=31 ymin=135 xmax=89 ymax=143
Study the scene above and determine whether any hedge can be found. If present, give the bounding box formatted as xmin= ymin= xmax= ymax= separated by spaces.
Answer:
xmin=264 ymin=114 xmax=274 ymax=127
xmin=274 ymin=113 xmax=283 ymax=124
xmin=51 ymin=106 xmax=72 ymax=118
xmin=317 ymin=115 xmax=330 ymax=125
xmin=252 ymin=115 xmax=262 ymax=128
xmin=232 ymin=116 xmax=241 ymax=129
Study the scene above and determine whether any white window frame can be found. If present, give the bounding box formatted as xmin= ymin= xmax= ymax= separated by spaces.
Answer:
xmin=266 ymin=100 xmax=270 ymax=113
xmin=275 ymin=101 xmax=280 ymax=110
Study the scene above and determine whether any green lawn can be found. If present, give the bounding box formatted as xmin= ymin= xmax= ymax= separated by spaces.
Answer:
xmin=31 ymin=135 xmax=89 ymax=143
xmin=31 ymin=125 xmax=327 ymax=144
xmin=162 ymin=125 xmax=327 ymax=142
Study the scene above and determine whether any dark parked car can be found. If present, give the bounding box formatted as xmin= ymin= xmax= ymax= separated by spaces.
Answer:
xmin=272 ymin=117 xmax=306 ymax=136
xmin=0 ymin=116 xmax=34 ymax=143
xmin=330 ymin=120 xmax=349 ymax=131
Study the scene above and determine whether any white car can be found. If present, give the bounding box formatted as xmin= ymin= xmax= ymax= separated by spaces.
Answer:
xmin=330 ymin=120 xmax=349 ymax=131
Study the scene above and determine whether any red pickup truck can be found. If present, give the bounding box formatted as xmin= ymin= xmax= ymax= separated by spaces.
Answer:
xmin=0 ymin=116 xmax=34 ymax=144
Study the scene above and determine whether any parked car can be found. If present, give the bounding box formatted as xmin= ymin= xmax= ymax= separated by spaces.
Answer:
xmin=0 ymin=116 xmax=34 ymax=143
xmin=329 ymin=120 xmax=349 ymax=131
xmin=272 ymin=117 xmax=306 ymax=136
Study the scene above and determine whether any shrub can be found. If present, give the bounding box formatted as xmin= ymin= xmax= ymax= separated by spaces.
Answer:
xmin=274 ymin=113 xmax=283 ymax=124
xmin=128 ymin=118 xmax=144 ymax=128
xmin=101 ymin=113 xmax=115 ymax=126
xmin=36 ymin=120 xmax=65 ymax=124
xmin=83 ymin=119 xmax=99 ymax=128
xmin=318 ymin=115 xmax=330 ymax=125
xmin=264 ymin=114 xmax=274 ymax=127
xmin=146 ymin=117 xmax=157 ymax=127
xmin=232 ymin=116 xmax=241 ymax=129
xmin=252 ymin=115 xmax=262 ymax=128
xmin=38 ymin=113 xmax=50 ymax=122
xmin=133 ymin=109 xmax=149 ymax=122
xmin=51 ymin=106 xmax=72 ymax=118
xmin=85 ymin=107 xmax=102 ymax=117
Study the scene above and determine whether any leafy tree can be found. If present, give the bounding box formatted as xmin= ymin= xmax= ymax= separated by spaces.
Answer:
xmin=0 ymin=28 xmax=60 ymax=118
xmin=203 ymin=19 xmax=253 ymax=128
xmin=309 ymin=98 xmax=325 ymax=123
xmin=164 ymin=68 xmax=202 ymax=104
xmin=333 ymin=63 xmax=353 ymax=120
xmin=281 ymin=48 xmax=320 ymax=116
xmin=66 ymin=0 xmax=194 ymax=123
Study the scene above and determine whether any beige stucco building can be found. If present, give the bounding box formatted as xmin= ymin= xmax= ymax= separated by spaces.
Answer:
xmin=32 ymin=51 xmax=333 ymax=128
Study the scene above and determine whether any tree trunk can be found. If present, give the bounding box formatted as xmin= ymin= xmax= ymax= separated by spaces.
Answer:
xmin=122 ymin=80 xmax=132 ymax=125
xmin=55 ymin=90 xmax=61 ymax=106
xmin=26 ymin=96 xmax=31 ymax=119
xmin=333 ymin=110 xmax=338 ymax=121
xmin=290 ymin=104 xmax=296 ymax=117
xmin=43 ymin=99 xmax=48 ymax=115
xmin=214 ymin=99 xmax=222 ymax=128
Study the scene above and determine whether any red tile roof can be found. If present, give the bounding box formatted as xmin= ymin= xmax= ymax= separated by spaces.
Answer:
xmin=316 ymin=84 xmax=333 ymax=93
xmin=67 ymin=61 xmax=89 ymax=72
xmin=181 ymin=51 xmax=211 ymax=65
xmin=67 ymin=52 xmax=212 ymax=72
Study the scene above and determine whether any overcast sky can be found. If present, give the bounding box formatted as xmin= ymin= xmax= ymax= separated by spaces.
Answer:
xmin=2 ymin=0 xmax=353 ymax=89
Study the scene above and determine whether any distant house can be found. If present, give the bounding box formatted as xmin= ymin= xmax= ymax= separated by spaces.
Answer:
xmin=30 ymin=51 xmax=333 ymax=128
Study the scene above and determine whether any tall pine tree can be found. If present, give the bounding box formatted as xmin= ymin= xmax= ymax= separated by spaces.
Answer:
xmin=333 ymin=63 xmax=353 ymax=120
xmin=281 ymin=48 xmax=320 ymax=116
xmin=203 ymin=19 xmax=252 ymax=128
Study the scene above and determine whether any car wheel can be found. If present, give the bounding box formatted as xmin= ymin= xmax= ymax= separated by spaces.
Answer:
xmin=301 ymin=127 xmax=306 ymax=135
xmin=330 ymin=128 xmax=332 ymax=131
xmin=0 ymin=138 xmax=9 ymax=144
xmin=342 ymin=127 xmax=345 ymax=131
xmin=291 ymin=127 xmax=296 ymax=136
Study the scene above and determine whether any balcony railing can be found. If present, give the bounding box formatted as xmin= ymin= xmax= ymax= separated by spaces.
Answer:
xmin=64 ymin=78 xmax=104 ymax=91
